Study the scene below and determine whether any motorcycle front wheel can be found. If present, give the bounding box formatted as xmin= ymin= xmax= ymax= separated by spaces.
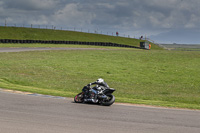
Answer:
xmin=74 ymin=92 xmax=84 ymax=103
xmin=101 ymin=95 xmax=115 ymax=106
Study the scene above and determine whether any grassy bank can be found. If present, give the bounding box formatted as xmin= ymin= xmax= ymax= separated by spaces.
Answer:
xmin=0 ymin=48 xmax=199 ymax=109
xmin=0 ymin=26 xmax=162 ymax=50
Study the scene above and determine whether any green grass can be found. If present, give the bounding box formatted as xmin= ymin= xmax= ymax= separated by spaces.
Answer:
xmin=0 ymin=26 xmax=162 ymax=50
xmin=0 ymin=48 xmax=200 ymax=109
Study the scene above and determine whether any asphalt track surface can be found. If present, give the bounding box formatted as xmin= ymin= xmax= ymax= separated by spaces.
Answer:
xmin=0 ymin=47 xmax=104 ymax=53
xmin=1 ymin=48 xmax=200 ymax=133
xmin=0 ymin=90 xmax=200 ymax=133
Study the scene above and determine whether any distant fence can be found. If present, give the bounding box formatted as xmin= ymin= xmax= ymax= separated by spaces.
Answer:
xmin=0 ymin=39 xmax=145 ymax=49
xmin=1 ymin=22 xmax=133 ymax=38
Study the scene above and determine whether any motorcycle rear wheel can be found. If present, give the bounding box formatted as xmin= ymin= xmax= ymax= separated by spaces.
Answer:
xmin=101 ymin=95 xmax=115 ymax=106
xmin=74 ymin=92 xmax=84 ymax=103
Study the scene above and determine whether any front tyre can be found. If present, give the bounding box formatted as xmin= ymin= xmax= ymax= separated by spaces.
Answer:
xmin=101 ymin=95 xmax=115 ymax=106
xmin=74 ymin=92 xmax=84 ymax=103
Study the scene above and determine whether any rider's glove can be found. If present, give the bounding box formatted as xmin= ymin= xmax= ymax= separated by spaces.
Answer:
xmin=87 ymin=83 xmax=91 ymax=87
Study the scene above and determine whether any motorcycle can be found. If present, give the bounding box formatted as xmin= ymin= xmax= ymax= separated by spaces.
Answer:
xmin=74 ymin=85 xmax=115 ymax=106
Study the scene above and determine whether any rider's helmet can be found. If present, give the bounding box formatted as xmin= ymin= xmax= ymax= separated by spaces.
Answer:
xmin=96 ymin=78 xmax=104 ymax=84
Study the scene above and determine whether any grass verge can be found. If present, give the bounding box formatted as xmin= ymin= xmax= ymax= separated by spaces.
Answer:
xmin=0 ymin=78 xmax=199 ymax=109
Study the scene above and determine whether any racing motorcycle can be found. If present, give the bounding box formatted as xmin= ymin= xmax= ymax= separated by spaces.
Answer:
xmin=74 ymin=85 xmax=115 ymax=106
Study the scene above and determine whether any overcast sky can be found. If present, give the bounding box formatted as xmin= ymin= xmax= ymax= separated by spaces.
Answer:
xmin=0 ymin=0 xmax=200 ymax=44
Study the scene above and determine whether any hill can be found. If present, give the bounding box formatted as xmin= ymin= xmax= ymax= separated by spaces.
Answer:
xmin=161 ymin=44 xmax=200 ymax=51
xmin=0 ymin=26 xmax=162 ymax=50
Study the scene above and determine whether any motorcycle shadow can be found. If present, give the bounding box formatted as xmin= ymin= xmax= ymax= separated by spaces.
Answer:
xmin=72 ymin=101 xmax=109 ymax=107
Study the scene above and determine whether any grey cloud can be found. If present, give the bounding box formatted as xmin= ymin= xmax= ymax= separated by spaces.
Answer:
xmin=0 ymin=0 xmax=200 ymax=43
xmin=51 ymin=3 xmax=96 ymax=27
xmin=3 ymin=0 xmax=60 ymax=10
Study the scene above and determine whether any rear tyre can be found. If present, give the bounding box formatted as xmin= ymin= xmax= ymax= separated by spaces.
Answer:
xmin=74 ymin=93 xmax=84 ymax=103
xmin=101 ymin=95 xmax=115 ymax=106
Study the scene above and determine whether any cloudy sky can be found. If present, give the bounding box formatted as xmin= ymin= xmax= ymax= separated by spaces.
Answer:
xmin=0 ymin=0 xmax=200 ymax=44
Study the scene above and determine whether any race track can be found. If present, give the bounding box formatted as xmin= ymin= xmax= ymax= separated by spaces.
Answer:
xmin=0 ymin=47 xmax=104 ymax=53
xmin=0 ymin=91 xmax=200 ymax=133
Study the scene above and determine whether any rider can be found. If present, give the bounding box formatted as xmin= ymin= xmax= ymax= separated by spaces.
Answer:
xmin=83 ymin=78 xmax=109 ymax=98
xmin=87 ymin=78 xmax=109 ymax=90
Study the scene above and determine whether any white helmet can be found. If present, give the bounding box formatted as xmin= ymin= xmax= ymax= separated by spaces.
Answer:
xmin=96 ymin=78 xmax=104 ymax=84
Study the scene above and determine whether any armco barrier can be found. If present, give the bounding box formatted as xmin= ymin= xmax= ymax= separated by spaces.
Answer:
xmin=0 ymin=39 xmax=145 ymax=49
